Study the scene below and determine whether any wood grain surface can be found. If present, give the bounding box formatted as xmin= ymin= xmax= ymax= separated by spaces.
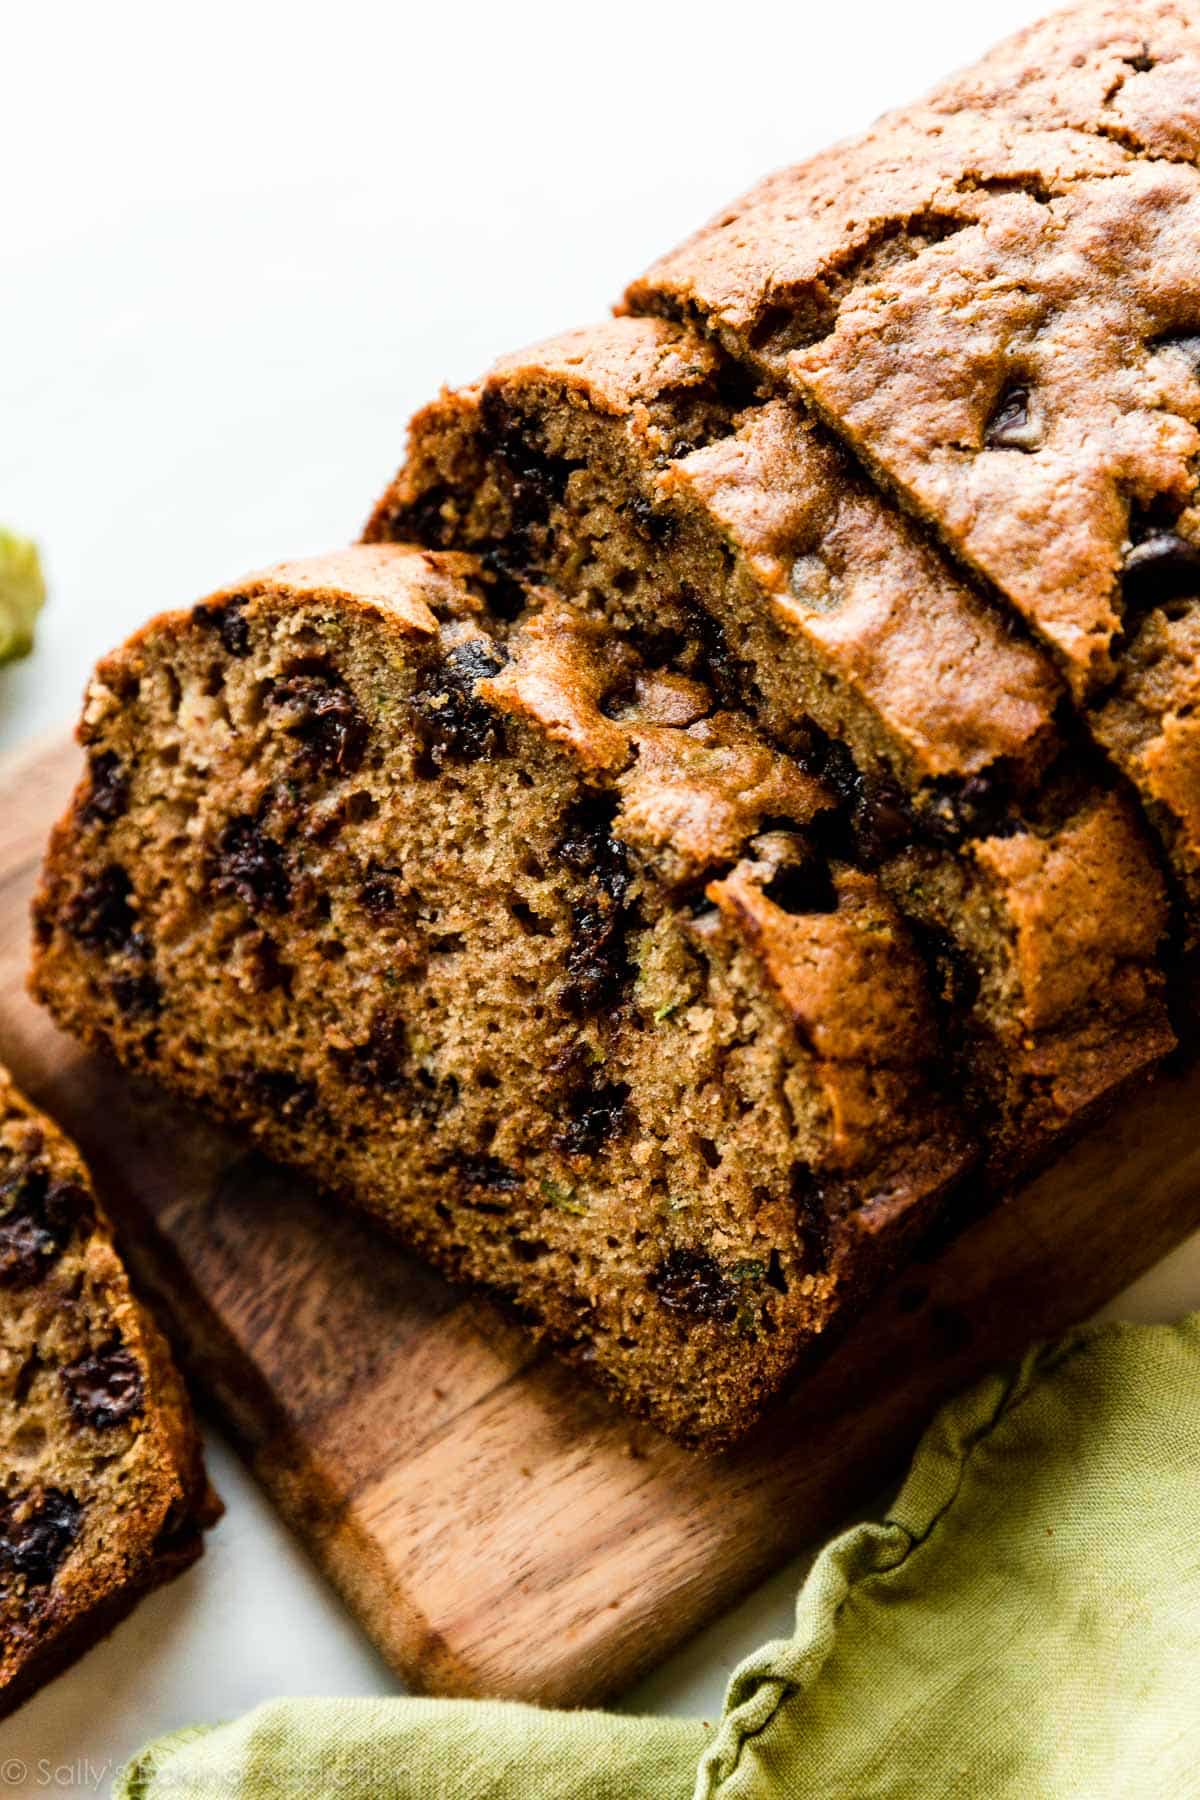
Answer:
xmin=3 ymin=733 xmax=1200 ymax=1707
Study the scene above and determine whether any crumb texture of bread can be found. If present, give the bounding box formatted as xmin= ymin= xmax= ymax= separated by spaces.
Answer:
xmin=0 ymin=1068 xmax=217 ymax=1720
xmin=30 ymin=546 xmax=975 ymax=1445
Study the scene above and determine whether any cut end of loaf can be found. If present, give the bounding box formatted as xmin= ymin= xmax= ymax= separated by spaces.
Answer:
xmin=30 ymin=544 xmax=972 ymax=1446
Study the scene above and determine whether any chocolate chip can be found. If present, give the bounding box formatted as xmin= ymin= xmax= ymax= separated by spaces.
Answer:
xmin=61 ymin=1340 xmax=145 ymax=1431
xmin=564 ymin=897 xmax=633 ymax=1014
xmin=648 ymin=1249 xmax=737 ymax=1324
xmin=1120 ymin=531 xmax=1200 ymax=614
xmin=211 ymin=817 xmax=291 ymax=914
xmin=269 ymin=662 xmax=369 ymax=774
xmin=479 ymin=391 xmax=577 ymax=537
xmin=359 ymin=875 xmax=401 ymax=918
xmin=111 ymin=970 xmax=163 ymax=1020
xmin=238 ymin=1066 xmax=318 ymax=1122
xmin=555 ymin=1082 xmax=631 ymax=1157
xmin=762 ymin=857 xmax=838 ymax=916
xmin=791 ymin=1166 xmax=833 ymax=1274
xmin=0 ymin=1488 xmax=82 ymax=1587
xmin=452 ymin=1152 xmax=522 ymax=1192
xmin=984 ymin=384 xmax=1040 ymax=452
xmin=410 ymin=639 xmax=508 ymax=770
xmin=329 ymin=1013 xmax=409 ymax=1091
xmin=556 ymin=794 xmax=631 ymax=903
xmin=925 ymin=766 xmax=1014 ymax=843
xmin=193 ymin=594 xmax=251 ymax=658
xmin=479 ymin=554 xmax=528 ymax=623
xmin=677 ymin=586 xmax=743 ymax=708
xmin=631 ymin=495 xmax=675 ymax=545
xmin=66 ymin=864 xmax=138 ymax=954
xmin=82 ymin=751 xmax=130 ymax=826
xmin=0 ymin=1170 xmax=93 ymax=1289
xmin=911 ymin=921 xmax=981 ymax=1016
xmin=397 ymin=483 xmax=458 ymax=550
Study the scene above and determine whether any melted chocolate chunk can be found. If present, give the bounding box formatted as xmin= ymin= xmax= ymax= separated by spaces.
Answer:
xmin=676 ymin=587 xmax=742 ymax=708
xmin=193 ymin=594 xmax=251 ymax=658
xmin=910 ymin=921 xmax=981 ymax=1017
xmin=61 ymin=1340 xmax=145 ymax=1431
xmin=82 ymin=750 xmax=130 ymax=826
xmin=479 ymin=391 xmax=578 ymax=543
xmin=649 ymin=1249 xmax=737 ymax=1324
xmin=410 ymin=639 xmax=508 ymax=770
xmin=211 ymin=817 xmax=291 ymax=914
xmin=555 ymin=1082 xmax=631 ymax=1157
xmin=479 ymin=553 xmax=528 ymax=623
xmin=239 ymin=1066 xmax=318 ymax=1122
xmin=269 ymin=662 xmax=369 ymax=774
xmin=791 ymin=1166 xmax=833 ymax=1274
xmin=556 ymin=795 xmax=631 ymax=903
xmin=630 ymin=494 xmax=676 ymax=546
xmin=329 ymin=1013 xmax=409 ymax=1091
xmin=111 ymin=970 xmax=163 ymax=1020
xmin=763 ymin=857 xmax=838 ymax=916
xmin=984 ymin=384 xmax=1040 ymax=452
xmin=359 ymin=875 xmax=401 ymax=918
xmin=557 ymin=796 xmax=636 ymax=1012
xmin=0 ymin=1488 xmax=82 ymax=1587
xmin=452 ymin=1152 xmax=522 ymax=1192
xmin=813 ymin=741 xmax=911 ymax=867
xmin=398 ymin=483 xmax=457 ymax=550
xmin=925 ymin=766 xmax=1014 ymax=843
xmin=0 ymin=1170 xmax=93 ymax=1288
xmin=66 ymin=864 xmax=138 ymax=954
xmin=564 ymin=896 xmax=633 ymax=1014
xmin=1120 ymin=531 xmax=1200 ymax=614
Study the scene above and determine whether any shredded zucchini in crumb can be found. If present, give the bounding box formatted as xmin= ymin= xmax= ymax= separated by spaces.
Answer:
xmin=0 ymin=531 xmax=45 ymax=665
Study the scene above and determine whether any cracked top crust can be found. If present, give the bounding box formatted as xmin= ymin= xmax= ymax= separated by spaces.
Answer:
xmin=370 ymin=315 xmax=1065 ymax=802
xmin=624 ymin=4 xmax=1200 ymax=703
xmin=794 ymin=159 xmax=1200 ymax=697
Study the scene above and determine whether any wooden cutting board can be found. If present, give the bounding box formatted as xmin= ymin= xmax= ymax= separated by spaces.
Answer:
xmin=4 ymin=733 xmax=1200 ymax=1708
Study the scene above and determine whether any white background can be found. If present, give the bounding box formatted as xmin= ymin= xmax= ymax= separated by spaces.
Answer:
xmin=4 ymin=0 xmax=1200 ymax=1789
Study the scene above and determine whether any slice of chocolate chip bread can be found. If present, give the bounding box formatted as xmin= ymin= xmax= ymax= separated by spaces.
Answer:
xmin=367 ymin=316 xmax=1067 ymax=833
xmin=623 ymin=0 xmax=1200 ymax=930
xmin=0 ymin=1067 xmax=218 ymax=1719
xmin=30 ymin=545 xmax=973 ymax=1445
xmin=365 ymin=319 xmax=1175 ymax=1178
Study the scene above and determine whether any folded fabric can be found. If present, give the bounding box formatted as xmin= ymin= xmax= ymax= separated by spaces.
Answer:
xmin=117 ymin=1314 xmax=1200 ymax=1800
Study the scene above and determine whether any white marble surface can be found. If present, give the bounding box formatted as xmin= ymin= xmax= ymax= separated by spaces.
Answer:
xmin=3 ymin=0 xmax=1199 ymax=1790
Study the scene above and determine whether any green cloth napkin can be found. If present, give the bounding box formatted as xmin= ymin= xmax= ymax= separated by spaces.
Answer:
xmin=117 ymin=1314 xmax=1200 ymax=1799
xmin=0 ymin=529 xmax=45 ymax=664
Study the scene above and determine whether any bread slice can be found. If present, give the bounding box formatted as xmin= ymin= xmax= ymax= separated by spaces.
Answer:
xmin=368 ymin=316 xmax=1066 ymax=831
xmin=30 ymin=545 xmax=972 ymax=1445
xmin=0 ymin=1067 xmax=218 ymax=1719
xmin=365 ymin=322 xmax=1175 ymax=1178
